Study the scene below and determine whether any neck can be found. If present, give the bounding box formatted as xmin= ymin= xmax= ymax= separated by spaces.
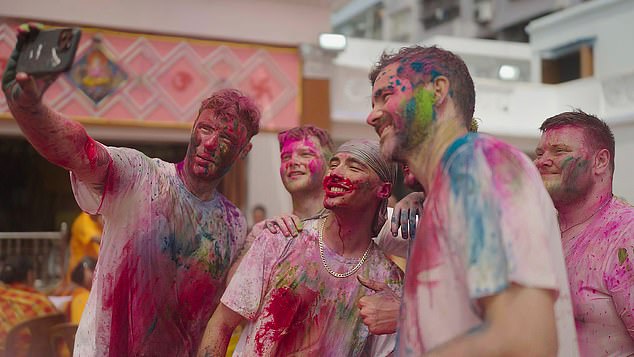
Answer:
xmin=291 ymin=188 xmax=324 ymax=219
xmin=408 ymin=117 xmax=468 ymax=193
xmin=557 ymin=186 xmax=613 ymax=233
xmin=177 ymin=160 xmax=220 ymax=201
xmin=322 ymin=209 xmax=375 ymax=258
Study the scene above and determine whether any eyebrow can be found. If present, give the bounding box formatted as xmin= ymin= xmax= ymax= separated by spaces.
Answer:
xmin=344 ymin=156 xmax=369 ymax=170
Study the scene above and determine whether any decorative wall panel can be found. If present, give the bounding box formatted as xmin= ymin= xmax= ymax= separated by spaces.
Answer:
xmin=0 ymin=21 xmax=301 ymax=130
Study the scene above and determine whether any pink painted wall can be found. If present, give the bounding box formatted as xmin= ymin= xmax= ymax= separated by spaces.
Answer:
xmin=0 ymin=20 xmax=301 ymax=130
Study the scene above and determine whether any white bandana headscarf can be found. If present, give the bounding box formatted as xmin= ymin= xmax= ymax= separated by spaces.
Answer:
xmin=336 ymin=139 xmax=397 ymax=236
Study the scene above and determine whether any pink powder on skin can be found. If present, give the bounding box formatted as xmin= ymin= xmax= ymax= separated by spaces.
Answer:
xmin=84 ymin=137 xmax=98 ymax=170
xmin=279 ymin=137 xmax=326 ymax=184
xmin=563 ymin=196 xmax=634 ymax=355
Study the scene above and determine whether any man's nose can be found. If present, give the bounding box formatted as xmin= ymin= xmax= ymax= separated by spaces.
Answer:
xmin=202 ymin=134 xmax=219 ymax=151
xmin=534 ymin=154 xmax=552 ymax=168
xmin=366 ymin=108 xmax=382 ymax=127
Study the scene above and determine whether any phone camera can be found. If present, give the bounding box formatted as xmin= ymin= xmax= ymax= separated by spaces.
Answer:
xmin=58 ymin=30 xmax=73 ymax=51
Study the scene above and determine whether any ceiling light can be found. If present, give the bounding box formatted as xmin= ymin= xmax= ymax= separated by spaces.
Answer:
xmin=498 ymin=65 xmax=520 ymax=80
xmin=318 ymin=33 xmax=347 ymax=51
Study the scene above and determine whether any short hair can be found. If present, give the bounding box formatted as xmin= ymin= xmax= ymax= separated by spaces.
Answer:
xmin=539 ymin=110 xmax=615 ymax=174
xmin=70 ymin=257 xmax=97 ymax=286
xmin=277 ymin=125 xmax=334 ymax=160
xmin=0 ymin=256 xmax=32 ymax=284
xmin=369 ymin=45 xmax=475 ymax=128
xmin=198 ymin=88 xmax=261 ymax=139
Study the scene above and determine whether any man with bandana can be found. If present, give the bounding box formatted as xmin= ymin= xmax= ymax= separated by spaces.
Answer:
xmin=535 ymin=110 xmax=634 ymax=355
xmin=2 ymin=24 xmax=260 ymax=356
xmin=198 ymin=139 xmax=403 ymax=356
xmin=366 ymin=46 xmax=578 ymax=356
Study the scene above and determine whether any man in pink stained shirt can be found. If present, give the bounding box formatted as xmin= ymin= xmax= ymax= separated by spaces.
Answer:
xmin=198 ymin=139 xmax=403 ymax=356
xmin=3 ymin=24 xmax=260 ymax=356
xmin=366 ymin=45 xmax=578 ymax=356
xmin=535 ymin=110 xmax=634 ymax=356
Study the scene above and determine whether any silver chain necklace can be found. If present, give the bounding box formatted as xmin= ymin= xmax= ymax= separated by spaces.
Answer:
xmin=318 ymin=215 xmax=372 ymax=279
xmin=560 ymin=195 xmax=612 ymax=234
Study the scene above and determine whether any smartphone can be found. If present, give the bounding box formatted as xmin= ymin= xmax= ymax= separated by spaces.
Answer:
xmin=16 ymin=28 xmax=82 ymax=77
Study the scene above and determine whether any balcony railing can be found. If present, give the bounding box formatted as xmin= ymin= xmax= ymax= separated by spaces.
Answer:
xmin=0 ymin=223 xmax=69 ymax=289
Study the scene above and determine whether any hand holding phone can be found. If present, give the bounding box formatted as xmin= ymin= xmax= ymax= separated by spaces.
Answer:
xmin=16 ymin=28 xmax=82 ymax=77
xmin=2 ymin=24 xmax=81 ymax=108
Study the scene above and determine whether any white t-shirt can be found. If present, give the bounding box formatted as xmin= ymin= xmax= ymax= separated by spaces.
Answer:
xmin=71 ymin=147 xmax=247 ymax=356
xmin=223 ymin=217 xmax=403 ymax=356
xmin=397 ymin=134 xmax=578 ymax=356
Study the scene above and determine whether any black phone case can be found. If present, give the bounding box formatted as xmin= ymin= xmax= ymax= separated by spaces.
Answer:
xmin=16 ymin=28 xmax=82 ymax=77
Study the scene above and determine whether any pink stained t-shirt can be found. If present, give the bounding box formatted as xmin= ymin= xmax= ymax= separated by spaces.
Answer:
xmin=397 ymin=133 xmax=578 ymax=356
xmin=222 ymin=217 xmax=404 ymax=357
xmin=564 ymin=196 xmax=634 ymax=356
xmin=70 ymin=147 xmax=247 ymax=357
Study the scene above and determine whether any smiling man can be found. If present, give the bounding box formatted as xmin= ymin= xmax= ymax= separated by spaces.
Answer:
xmin=535 ymin=110 xmax=634 ymax=356
xmin=198 ymin=139 xmax=403 ymax=357
xmin=2 ymin=25 xmax=260 ymax=356
xmin=366 ymin=45 xmax=578 ymax=356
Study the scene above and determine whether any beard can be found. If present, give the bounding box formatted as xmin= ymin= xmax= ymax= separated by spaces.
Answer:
xmin=544 ymin=174 xmax=592 ymax=208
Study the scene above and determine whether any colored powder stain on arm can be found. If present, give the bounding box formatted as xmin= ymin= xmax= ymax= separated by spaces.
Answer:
xmin=84 ymin=137 xmax=98 ymax=169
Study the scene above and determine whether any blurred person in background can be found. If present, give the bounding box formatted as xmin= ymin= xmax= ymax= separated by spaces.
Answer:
xmin=250 ymin=205 xmax=267 ymax=230
xmin=0 ymin=256 xmax=58 ymax=357
xmin=68 ymin=257 xmax=97 ymax=324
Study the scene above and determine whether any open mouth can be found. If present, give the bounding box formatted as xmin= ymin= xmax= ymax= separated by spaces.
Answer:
xmin=287 ymin=170 xmax=305 ymax=179
xmin=323 ymin=176 xmax=353 ymax=197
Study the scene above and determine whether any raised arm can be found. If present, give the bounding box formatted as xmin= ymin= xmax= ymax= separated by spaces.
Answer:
xmin=2 ymin=24 xmax=110 ymax=186
xmin=197 ymin=303 xmax=245 ymax=357
xmin=425 ymin=284 xmax=557 ymax=357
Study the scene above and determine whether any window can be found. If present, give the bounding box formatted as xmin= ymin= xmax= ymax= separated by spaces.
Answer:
xmin=421 ymin=0 xmax=460 ymax=29
xmin=541 ymin=40 xmax=594 ymax=84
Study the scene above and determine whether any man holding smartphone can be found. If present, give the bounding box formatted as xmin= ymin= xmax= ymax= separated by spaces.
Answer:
xmin=3 ymin=24 xmax=261 ymax=356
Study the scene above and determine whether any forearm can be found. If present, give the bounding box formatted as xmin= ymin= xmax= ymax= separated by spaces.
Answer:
xmin=8 ymin=100 xmax=110 ymax=184
xmin=197 ymin=303 xmax=243 ymax=357
xmin=197 ymin=325 xmax=232 ymax=357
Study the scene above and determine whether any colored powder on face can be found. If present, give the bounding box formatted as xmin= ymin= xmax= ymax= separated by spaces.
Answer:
xmin=322 ymin=175 xmax=356 ymax=193
xmin=402 ymin=87 xmax=435 ymax=148
xmin=307 ymin=158 xmax=324 ymax=176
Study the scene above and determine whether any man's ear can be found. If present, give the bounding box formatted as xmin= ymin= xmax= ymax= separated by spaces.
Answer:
xmin=432 ymin=76 xmax=450 ymax=105
xmin=594 ymin=148 xmax=610 ymax=175
xmin=239 ymin=142 xmax=253 ymax=160
xmin=377 ymin=182 xmax=392 ymax=199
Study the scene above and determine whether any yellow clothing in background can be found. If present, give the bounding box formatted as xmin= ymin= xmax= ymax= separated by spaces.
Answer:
xmin=69 ymin=287 xmax=90 ymax=324
xmin=226 ymin=325 xmax=243 ymax=357
xmin=67 ymin=212 xmax=101 ymax=280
